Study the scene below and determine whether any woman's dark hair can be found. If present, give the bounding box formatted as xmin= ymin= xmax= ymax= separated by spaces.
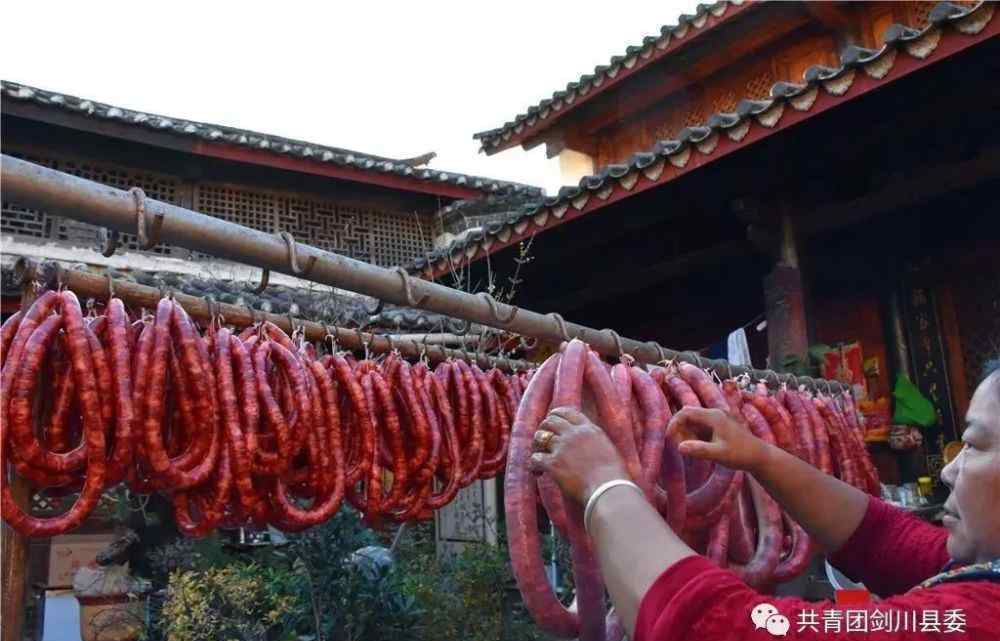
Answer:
xmin=983 ymin=357 xmax=1000 ymax=384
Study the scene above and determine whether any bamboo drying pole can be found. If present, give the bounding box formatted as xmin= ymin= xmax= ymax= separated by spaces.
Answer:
xmin=2 ymin=155 xmax=849 ymax=393
xmin=14 ymin=259 xmax=532 ymax=373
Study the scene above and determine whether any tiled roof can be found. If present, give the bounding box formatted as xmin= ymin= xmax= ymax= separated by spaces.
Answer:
xmin=412 ymin=1 xmax=996 ymax=277
xmin=472 ymin=0 xmax=755 ymax=154
xmin=1 ymin=80 xmax=542 ymax=198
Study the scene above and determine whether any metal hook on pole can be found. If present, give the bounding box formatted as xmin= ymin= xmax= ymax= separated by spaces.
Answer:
xmin=682 ymin=350 xmax=703 ymax=370
xmin=287 ymin=312 xmax=301 ymax=341
xmin=132 ymin=187 xmax=163 ymax=251
xmin=246 ymin=267 xmax=270 ymax=294
xmin=54 ymin=263 xmax=67 ymax=291
xmin=419 ymin=332 xmax=430 ymax=364
xmin=603 ymin=328 xmax=626 ymax=361
xmin=362 ymin=331 xmax=373 ymax=361
xmin=279 ymin=231 xmax=317 ymax=277
xmin=106 ymin=270 xmax=116 ymax=300
xmin=548 ymin=312 xmax=571 ymax=342
xmin=647 ymin=341 xmax=668 ymax=366
xmin=363 ymin=296 xmax=385 ymax=317
xmin=323 ymin=324 xmax=338 ymax=354
xmin=477 ymin=292 xmax=519 ymax=325
xmin=448 ymin=317 xmax=472 ymax=336
xmin=392 ymin=267 xmax=430 ymax=307
xmin=98 ymin=227 xmax=120 ymax=257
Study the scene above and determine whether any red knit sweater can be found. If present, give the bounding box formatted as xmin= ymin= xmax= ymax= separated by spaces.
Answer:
xmin=635 ymin=498 xmax=1000 ymax=640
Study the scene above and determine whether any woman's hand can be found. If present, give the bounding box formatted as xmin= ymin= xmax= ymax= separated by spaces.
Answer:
xmin=667 ymin=407 xmax=769 ymax=472
xmin=529 ymin=406 xmax=631 ymax=505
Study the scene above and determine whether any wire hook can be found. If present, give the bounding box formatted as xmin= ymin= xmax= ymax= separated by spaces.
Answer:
xmin=603 ymin=328 xmax=626 ymax=362
xmin=647 ymin=341 xmax=668 ymax=366
xmin=362 ymin=332 xmax=373 ymax=361
xmin=246 ymin=267 xmax=270 ymax=294
xmin=132 ymin=187 xmax=163 ymax=251
xmin=393 ymin=267 xmax=430 ymax=307
xmin=548 ymin=312 xmax=571 ymax=342
xmin=448 ymin=317 xmax=472 ymax=336
xmin=363 ymin=296 xmax=385 ymax=317
xmin=106 ymin=270 xmax=116 ymax=300
xmin=419 ymin=332 xmax=430 ymax=364
xmin=323 ymin=324 xmax=338 ymax=354
xmin=54 ymin=263 xmax=67 ymax=291
xmin=287 ymin=312 xmax=303 ymax=343
xmin=517 ymin=334 xmax=538 ymax=353
xmin=98 ymin=228 xmax=120 ymax=257
xmin=478 ymin=292 xmax=519 ymax=325
xmin=279 ymin=231 xmax=317 ymax=277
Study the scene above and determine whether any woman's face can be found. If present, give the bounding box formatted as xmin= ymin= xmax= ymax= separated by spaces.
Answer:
xmin=940 ymin=371 xmax=1000 ymax=563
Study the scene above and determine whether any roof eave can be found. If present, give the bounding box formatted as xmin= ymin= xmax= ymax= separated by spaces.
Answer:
xmin=420 ymin=2 xmax=997 ymax=278
xmin=472 ymin=0 xmax=757 ymax=155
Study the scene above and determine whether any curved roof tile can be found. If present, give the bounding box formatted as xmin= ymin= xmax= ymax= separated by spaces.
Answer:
xmin=413 ymin=1 xmax=994 ymax=275
xmin=2 ymin=80 xmax=542 ymax=199
xmin=472 ymin=0 xmax=753 ymax=153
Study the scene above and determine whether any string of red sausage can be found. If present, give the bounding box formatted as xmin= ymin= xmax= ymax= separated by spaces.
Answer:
xmin=505 ymin=340 xmax=880 ymax=641
xmin=0 ymin=292 xmax=529 ymax=538
xmin=1 ymin=292 xmax=878 ymax=620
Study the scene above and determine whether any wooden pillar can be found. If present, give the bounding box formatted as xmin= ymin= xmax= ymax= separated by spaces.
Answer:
xmin=764 ymin=214 xmax=809 ymax=371
xmin=2 ymin=285 xmax=38 ymax=641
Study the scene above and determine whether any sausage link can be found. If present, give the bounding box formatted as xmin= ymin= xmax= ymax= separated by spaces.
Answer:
xmin=729 ymin=477 xmax=783 ymax=589
xmin=772 ymin=512 xmax=814 ymax=582
xmin=8 ymin=314 xmax=87 ymax=473
xmin=706 ymin=502 xmax=732 ymax=567
xmin=84 ymin=318 xmax=115 ymax=426
xmin=215 ymin=329 xmax=259 ymax=521
xmin=727 ymin=481 xmax=757 ymax=565
xmin=103 ymin=299 xmax=135 ymax=487
xmin=1 ymin=290 xmax=60 ymax=422
xmin=251 ymin=342 xmax=293 ymax=474
xmin=782 ymin=389 xmax=817 ymax=466
xmin=44 ymin=353 xmax=76 ymax=453
xmin=1 ymin=291 xmax=107 ymax=537
xmin=454 ymin=360 xmax=484 ymax=487
xmin=423 ymin=370 xmax=462 ymax=510
xmin=474 ymin=365 xmax=506 ymax=479
xmin=801 ymin=391 xmax=833 ymax=475
xmin=1 ymin=310 xmax=23 ymax=369
xmin=503 ymin=354 xmax=580 ymax=638
xmin=329 ymin=354 xmax=373 ymax=486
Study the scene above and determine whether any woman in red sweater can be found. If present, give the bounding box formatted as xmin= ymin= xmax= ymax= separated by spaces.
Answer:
xmin=529 ymin=363 xmax=1000 ymax=640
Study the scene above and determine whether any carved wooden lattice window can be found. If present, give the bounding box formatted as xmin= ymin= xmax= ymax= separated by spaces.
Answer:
xmin=2 ymin=148 xmax=433 ymax=267
xmin=57 ymin=159 xmax=183 ymax=255
xmin=2 ymin=149 xmax=187 ymax=255
xmin=1 ymin=151 xmax=58 ymax=240
xmin=193 ymin=184 xmax=430 ymax=266
xmin=952 ymin=271 xmax=1000 ymax=388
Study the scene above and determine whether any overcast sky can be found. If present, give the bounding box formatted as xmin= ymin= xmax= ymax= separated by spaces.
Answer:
xmin=4 ymin=1 xmax=695 ymax=194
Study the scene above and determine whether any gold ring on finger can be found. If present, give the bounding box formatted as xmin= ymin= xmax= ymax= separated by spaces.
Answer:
xmin=533 ymin=429 xmax=556 ymax=453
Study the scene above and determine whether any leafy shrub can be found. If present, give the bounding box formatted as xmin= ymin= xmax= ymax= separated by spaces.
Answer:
xmin=400 ymin=539 xmax=550 ymax=641
xmin=288 ymin=508 xmax=423 ymax=641
xmin=160 ymin=562 xmax=306 ymax=641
